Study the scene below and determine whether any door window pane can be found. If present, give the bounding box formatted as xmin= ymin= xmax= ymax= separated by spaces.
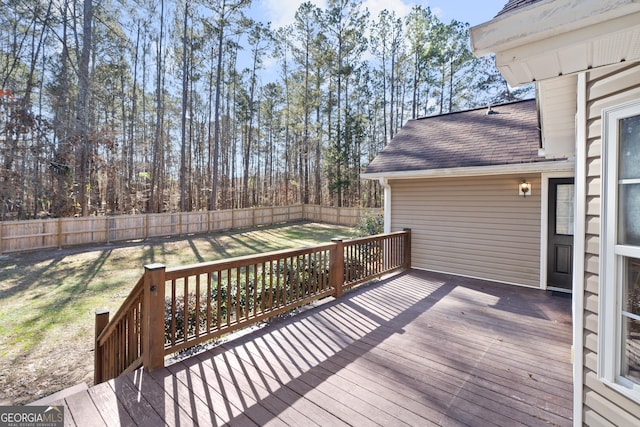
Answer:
xmin=555 ymin=184 xmax=574 ymax=235
xmin=619 ymin=115 xmax=640 ymax=180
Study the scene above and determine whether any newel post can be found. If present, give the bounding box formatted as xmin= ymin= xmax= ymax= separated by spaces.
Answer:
xmin=143 ymin=263 xmax=166 ymax=372
xmin=403 ymin=228 xmax=412 ymax=270
xmin=94 ymin=310 xmax=110 ymax=384
xmin=331 ymin=238 xmax=344 ymax=298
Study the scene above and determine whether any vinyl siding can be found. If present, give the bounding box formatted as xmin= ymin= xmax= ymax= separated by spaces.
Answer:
xmin=389 ymin=174 xmax=541 ymax=287
xmin=581 ymin=61 xmax=640 ymax=424
xmin=539 ymin=75 xmax=578 ymax=158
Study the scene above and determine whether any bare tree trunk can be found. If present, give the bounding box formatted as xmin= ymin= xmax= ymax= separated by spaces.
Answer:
xmin=77 ymin=0 xmax=93 ymax=216
xmin=210 ymin=0 xmax=226 ymax=211
xmin=179 ymin=1 xmax=189 ymax=212
xmin=206 ymin=43 xmax=215 ymax=207
xmin=150 ymin=0 xmax=165 ymax=213
xmin=129 ymin=23 xmax=141 ymax=213
xmin=314 ymin=65 xmax=322 ymax=205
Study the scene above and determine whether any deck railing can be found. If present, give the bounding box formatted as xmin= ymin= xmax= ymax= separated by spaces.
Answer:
xmin=95 ymin=229 xmax=410 ymax=382
xmin=163 ymin=243 xmax=335 ymax=356
xmin=94 ymin=277 xmax=145 ymax=384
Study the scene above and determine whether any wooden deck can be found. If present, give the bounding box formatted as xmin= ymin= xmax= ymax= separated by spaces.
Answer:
xmin=55 ymin=269 xmax=573 ymax=426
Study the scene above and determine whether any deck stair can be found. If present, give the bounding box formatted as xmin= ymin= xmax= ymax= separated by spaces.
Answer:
xmin=28 ymin=383 xmax=88 ymax=406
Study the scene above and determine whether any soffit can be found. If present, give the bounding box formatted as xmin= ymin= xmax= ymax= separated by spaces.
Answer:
xmin=471 ymin=0 xmax=640 ymax=86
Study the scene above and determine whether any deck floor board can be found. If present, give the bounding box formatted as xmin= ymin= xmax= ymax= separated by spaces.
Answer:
xmin=58 ymin=270 xmax=573 ymax=426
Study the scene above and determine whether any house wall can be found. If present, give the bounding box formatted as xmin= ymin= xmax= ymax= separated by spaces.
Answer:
xmin=581 ymin=61 xmax=640 ymax=425
xmin=390 ymin=174 xmax=541 ymax=287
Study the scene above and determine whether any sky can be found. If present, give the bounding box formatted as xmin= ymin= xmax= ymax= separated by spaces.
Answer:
xmin=249 ymin=0 xmax=509 ymax=83
xmin=255 ymin=0 xmax=509 ymax=30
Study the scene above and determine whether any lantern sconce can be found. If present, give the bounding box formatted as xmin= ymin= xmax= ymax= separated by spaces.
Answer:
xmin=519 ymin=180 xmax=531 ymax=197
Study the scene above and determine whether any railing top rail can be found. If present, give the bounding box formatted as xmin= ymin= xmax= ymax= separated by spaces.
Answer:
xmin=96 ymin=275 xmax=144 ymax=344
xmin=343 ymin=230 xmax=408 ymax=245
xmin=165 ymin=242 xmax=336 ymax=280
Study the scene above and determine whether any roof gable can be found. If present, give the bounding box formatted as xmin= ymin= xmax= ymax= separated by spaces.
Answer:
xmin=364 ymin=99 xmax=557 ymax=176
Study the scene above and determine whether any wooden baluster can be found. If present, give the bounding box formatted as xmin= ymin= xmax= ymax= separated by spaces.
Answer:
xmin=224 ymin=269 xmax=230 ymax=326
xmin=236 ymin=267 xmax=241 ymax=321
xmin=216 ymin=270 xmax=222 ymax=330
xmin=171 ymin=279 xmax=177 ymax=346
xmin=183 ymin=276 xmax=188 ymax=341
xmin=207 ymin=272 xmax=212 ymax=334
xmin=195 ymin=274 xmax=201 ymax=338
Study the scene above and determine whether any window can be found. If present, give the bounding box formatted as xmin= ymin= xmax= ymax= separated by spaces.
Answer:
xmin=601 ymin=100 xmax=640 ymax=398
xmin=555 ymin=183 xmax=575 ymax=235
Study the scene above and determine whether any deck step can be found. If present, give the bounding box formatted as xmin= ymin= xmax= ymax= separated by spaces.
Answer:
xmin=27 ymin=382 xmax=88 ymax=406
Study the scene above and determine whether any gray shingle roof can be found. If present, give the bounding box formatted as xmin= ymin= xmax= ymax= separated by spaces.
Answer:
xmin=364 ymin=99 xmax=559 ymax=175
xmin=496 ymin=0 xmax=546 ymax=17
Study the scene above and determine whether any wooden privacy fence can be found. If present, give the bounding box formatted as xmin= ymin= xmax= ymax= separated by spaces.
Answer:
xmin=0 ymin=205 xmax=380 ymax=254
xmin=94 ymin=229 xmax=411 ymax=383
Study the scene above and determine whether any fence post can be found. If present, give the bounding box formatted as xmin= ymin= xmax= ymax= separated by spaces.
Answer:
xmin=331 ymin=238 xmax=344 ymax=298
xmin=94 ymin=310 xmax=110 ymax=384
xmin=403 ymin=228 xmax=412 ymax=270
xmin=57 ymin=218 xmax=63 ymax=249
xmin=143 ymin=263 xmax=166 ymax=372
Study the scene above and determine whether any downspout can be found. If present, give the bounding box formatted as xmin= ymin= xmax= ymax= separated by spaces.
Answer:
xmin=379 ymin=177 xmax=391 ymax=233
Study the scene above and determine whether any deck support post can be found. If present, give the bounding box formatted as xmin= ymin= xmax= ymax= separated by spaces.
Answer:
xmin=331 ymin=238 xmax=344 ymax=298
xmin=403 ymin=229 xmax=411 ymax=270
xmin=94 ymin=310 xmax=110 ymax=384
xmin=143 ymin=263 xmax=166 ymax=372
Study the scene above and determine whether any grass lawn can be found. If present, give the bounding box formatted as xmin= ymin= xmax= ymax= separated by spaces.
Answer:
xmin=0 ymin=222 xmax=355 ymax=405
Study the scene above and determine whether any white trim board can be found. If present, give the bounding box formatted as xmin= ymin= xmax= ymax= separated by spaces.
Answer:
xmin=572 ymin=71 xmax=587 ymax=427
xmin=362 ymin=160 xmax=574 ymax=181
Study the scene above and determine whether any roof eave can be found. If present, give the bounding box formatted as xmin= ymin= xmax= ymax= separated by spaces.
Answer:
xmin=361 ymin=160 xmax=575 ymax=181
xmin=471 ymin=0 xmax=640 ymax=57
xmin=470 ymin=0 xmax=640 ymax=86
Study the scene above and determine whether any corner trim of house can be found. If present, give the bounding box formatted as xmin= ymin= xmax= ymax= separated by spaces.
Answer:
xmin=379 ymin=177 xmax=391 ymax=234
xmin=572 ymin=71 xmax=587 ymax=427
xmin=540 ymin=174 xmax=550 ymax=290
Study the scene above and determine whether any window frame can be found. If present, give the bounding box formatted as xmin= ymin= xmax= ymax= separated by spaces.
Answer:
xmin=600 ymin=99 xmax=640 ymax=401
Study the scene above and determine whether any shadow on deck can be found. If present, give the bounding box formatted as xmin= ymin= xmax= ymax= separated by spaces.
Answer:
xmin=56 ymin=269 xmax=573 ymax=426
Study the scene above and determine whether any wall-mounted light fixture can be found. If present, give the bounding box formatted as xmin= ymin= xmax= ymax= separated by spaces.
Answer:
xmin=519 ymin=180 xmax=531 ymax=197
